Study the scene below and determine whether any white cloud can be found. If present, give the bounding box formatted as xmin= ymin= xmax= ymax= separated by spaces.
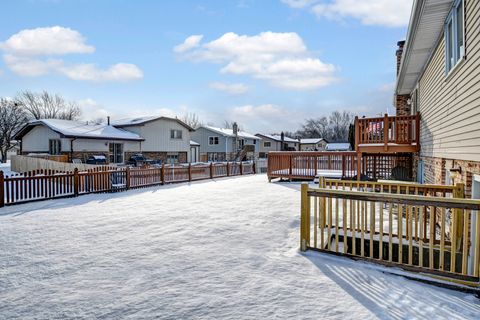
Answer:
xmin=281 ymin=0 xmax=318 ymax=9
xmin=0 ymin=26 xmax=95 ymax=56
xmin=175 ymin=31 xmax=337 ymax=90
xmin=282 ymin=0 xmax=413 ymax=27
xmin=209 ymin=82 xmax=249 ymax=94
xmin=229 ymin=104 xmax=304 ymax=132
xmin=1 ymin=26 xmax=143 ymax=82
xmin=59 ymin=63 xmax=143 ymax=82
xmin=174 ymin=35 xmax=203 ymax=53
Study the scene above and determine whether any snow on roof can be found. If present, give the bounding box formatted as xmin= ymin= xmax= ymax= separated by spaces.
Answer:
xmin=112 ymin=115 xmax=194 ymax=131
xmin=111 ymin=116 xmax=159 ymax=126
xmin=21 ymin=119 xmax=144 ymax=141
xmin=256 ymin=134 xmax=298 ymax=143
xmin=190 ymin=140 xmax=200 ymax=146
xmin=202 ymin=126 xmax=259 ymax=140
xmin=300 ymin=138 xmax=324 ymax=144
xmin=326 ymin=143 xmax=351 ymax=151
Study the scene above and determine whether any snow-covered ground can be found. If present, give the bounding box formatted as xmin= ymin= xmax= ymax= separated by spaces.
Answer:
xmin=0 ymin=174 xmax=479 ymax=319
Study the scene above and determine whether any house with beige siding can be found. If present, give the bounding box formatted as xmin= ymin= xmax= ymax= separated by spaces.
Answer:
xmin=14 ymin=119 xmax=143 ymax=164
xmin=299 ymin=138 xmax=328 ymax=151
xmin=112 ymin=116 xmax=194 ymax=163
xmin=396 ymin=0 xmax=480 ymax=196
xmin=255 ymin=134 xmax=299 ymax=158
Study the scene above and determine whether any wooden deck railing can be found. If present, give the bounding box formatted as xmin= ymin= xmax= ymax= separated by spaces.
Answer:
xmin=300 ymin=183 xmax=480 ymax=288
xmin=267 ymin=152 xmax=413 ymax=181
xmin=0 ymin=161 xmax=256 ymax=207
xmin=355 ymin=113 xmax=420 ymax=153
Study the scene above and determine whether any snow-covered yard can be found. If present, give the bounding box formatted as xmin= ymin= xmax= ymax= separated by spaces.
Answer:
xmin=1 ymin=174 xmax=479 ymax=319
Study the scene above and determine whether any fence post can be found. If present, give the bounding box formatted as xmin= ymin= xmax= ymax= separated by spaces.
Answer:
xmin=300 ymin=183 xmax=310 ymax=251
xmin=253 ymin=162 xmax=256 ymax=175
xmin=240 ymin=161 xmax=243 ymax=175
xmin=0 ymin=171 xmax=4 ymax=208
xmin=161 ymin=163 xmax=165 ymax=185
xmin=210 ymin=162 xmax=214 ymax=179
xmin=125 ymin=167 xmax=130 ymax=190
xmin=73 ymin=168 xmax=79 ymax=197
xmin=227 ymin=161 xmax=230 ymax=176
xmin=188 ymin=163 xmax=192 ymax=181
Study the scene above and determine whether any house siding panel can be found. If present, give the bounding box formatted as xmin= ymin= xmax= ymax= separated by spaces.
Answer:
xmin=22 ymin=126 xmax=61 ymax=152
xmin=419 ymin=0 xmax=480 ymax=162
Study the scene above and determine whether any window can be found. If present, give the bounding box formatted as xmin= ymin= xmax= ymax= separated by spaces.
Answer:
xmin=49 ymin=139 xmax=61 ymax=155
xmin=207 ymin=152 xmax=225 ymax=162
xmin=209 ymin=136 xmax=219 ymax=145
xmin=263 ymin=141 xmax=271 ymax=148
xmin=166 ymin=153 xmax=179 ymax=164
xmin=109 ymin=143 xmax=124 ymax=163
xmin=445 ymin=0 xmax=465 ymax=74
xmin=170 ymin=129 xmax=182 ymax=139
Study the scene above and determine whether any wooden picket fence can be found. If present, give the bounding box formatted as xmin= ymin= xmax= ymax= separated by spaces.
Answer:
xmin=300 ymin=181 xmax=480 ymax=289
xmin=0 ymin=161 xmax=256 ymax=207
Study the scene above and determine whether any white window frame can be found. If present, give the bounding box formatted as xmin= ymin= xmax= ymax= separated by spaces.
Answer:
xmin=263 ymin=141 xmax=271 ymax=148
xmin=170 ymin=129 xmax=183 ymax=140
xmin=109 ymin=142 xmax=124 ymax=164
xmin=208 ymin=136 xmax=219 ymax=145
xmin=445 ymin=0 xmax=465 ymax=74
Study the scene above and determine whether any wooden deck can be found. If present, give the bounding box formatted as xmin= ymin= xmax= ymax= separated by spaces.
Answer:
xmin=355 ymin=114 xmax=420 ymax=154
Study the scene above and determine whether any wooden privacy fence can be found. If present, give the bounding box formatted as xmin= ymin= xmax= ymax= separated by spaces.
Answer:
xmin=300 ymin=182 xmax=480 ymax=288
xmin=0 ymin=161 xmax=255 ymax=207
xmin=267 ymin=152 xmax=413 ymax=181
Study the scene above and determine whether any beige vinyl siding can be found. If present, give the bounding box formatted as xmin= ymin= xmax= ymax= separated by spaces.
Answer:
xmin=419 ymin=0 xmax=480 ymax=162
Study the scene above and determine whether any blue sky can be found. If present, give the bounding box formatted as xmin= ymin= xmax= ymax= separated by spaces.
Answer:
xmin=0 ymin=0 xmax=413 ymax=133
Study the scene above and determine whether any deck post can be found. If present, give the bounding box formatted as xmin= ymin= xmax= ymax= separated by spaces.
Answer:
xmin=354 ymin=116 xmax=359 ymax=152
xmin=453 ymin=183 xmax=465 ymax=251
xmin=73 ymin=168 xmax=79 ymax=197
xmin=188 ymin=163 xmax=192 ymax=181
xmin=0 ymin=171 xmax=4 ymax=207
xmin=240 ymin=161 xmax=243 ymax=175
xmin=125 ymin=167 xmax=130 ymax=190
xmin=415 ymin=112 xmax=421 ymax=151
xmin=210 ymin=162 xmax=214 ymax=179
xmin=253 ymin=161 xmax=256 ymax=175
xmin=289 ymin=154 xmax=293 ymax=181
xmin=300 ymin=183 xmax=310 ymax=251
xmin=227 ymin=161 xmax=230 ymax=176
xmin=384 ymin=114 xmax=389 ymax=152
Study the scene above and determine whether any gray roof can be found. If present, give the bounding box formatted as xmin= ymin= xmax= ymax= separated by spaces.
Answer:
xmin=201 ymin=126 xmax=260 ymax=140
xmin=15 ymin=119 xmax=144 ymax=141
xmin=255 ymin=134 xmax=298 ymax=143
xmin=112 ymin=116 xmax=195 ymax=131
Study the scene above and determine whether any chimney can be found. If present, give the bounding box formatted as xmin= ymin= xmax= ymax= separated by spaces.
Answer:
xmin=395 ymin=40 xmax=411 ymax=116
xmin=396 ymin=40 xmax=406 ymax=76
xmin=281 ymin=132 xmax=285 ymax=151
xmin=107 ymin=116 xmax=110 ymax=126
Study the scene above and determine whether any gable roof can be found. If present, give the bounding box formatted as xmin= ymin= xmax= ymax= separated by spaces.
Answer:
xmin=200 ymin=126 xmax=260 ymax=140
xmin=300 ymin=138 xmax=327 ymax=144
xmin=396 ymin=0 xmax=454 ymax=95
xmin=14 ymin=119 xmax=144 ymax=141
xmin=112 ymin=116 xmax=195 ymax=131
xmin=255 ymin=133 xmax=299 ymax=143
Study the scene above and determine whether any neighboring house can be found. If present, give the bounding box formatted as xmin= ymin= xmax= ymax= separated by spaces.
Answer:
xmin=14 ymin=119 xmax=143 ymax=164
xmin=112 ymin=116 xmax=194 ymax=164
xmin=395 ymin=0 xmax=480 ymax=193
xmin=255 ymin=134 xmax=299 ymax=158
xmin=325 ymin=143 xmax=351 ymax=152
xmin=191 ymin=126 xmax=260 ymax=162
xmin=299 ymin=138 xmax=328 ymax=151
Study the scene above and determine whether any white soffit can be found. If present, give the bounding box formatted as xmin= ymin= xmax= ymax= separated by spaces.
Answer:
xmin=396 ymin=0 xmax=453 ymax=95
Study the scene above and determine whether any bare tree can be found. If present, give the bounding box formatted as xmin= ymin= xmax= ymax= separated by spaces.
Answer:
xmin=223 ymin=120 xmax=243 ymax=131
xmin=296 ymin=111 xmax=354 ymax=142
xmin=0 ymin=99 xmax=28 ymax=162
xmin=15 ymin=90 xmax=81 ymax=120
xmin=181 ymin=112 xmax=202 ymax=129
